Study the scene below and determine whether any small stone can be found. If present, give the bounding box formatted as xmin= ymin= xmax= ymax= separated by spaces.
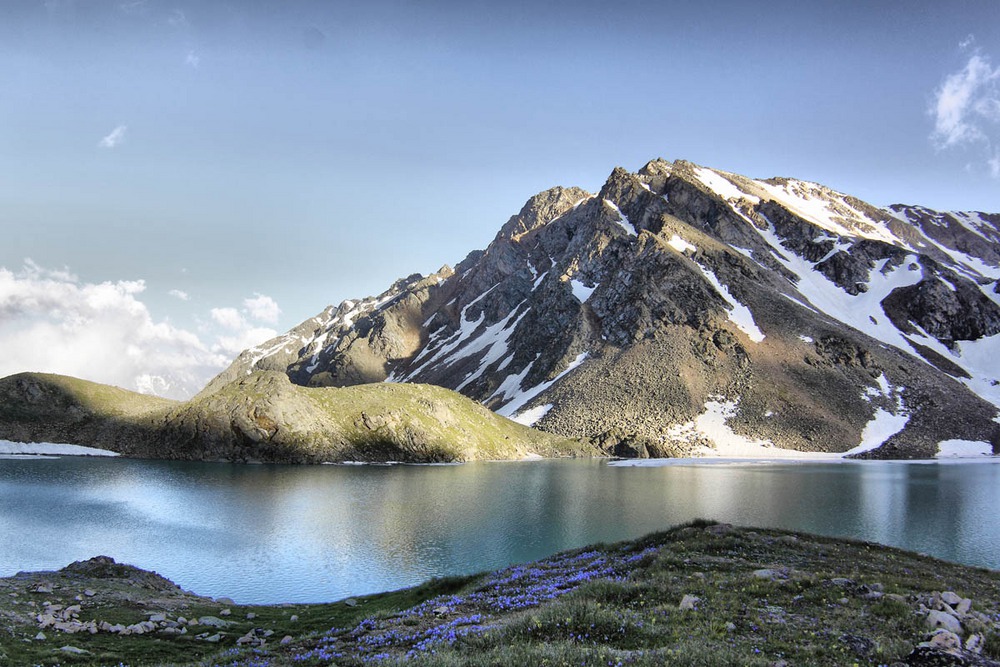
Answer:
xmin=73 ymin=595 xmax=82 ymax=602
xmin=197 ymin=616 xmax=229 ymax=628
xmin=204 ymin=633 xmax=222 ymax=643
xmin=34 ymin=584 xmax=53 ymax=594
xmin=885 ymin=593 xmax=907 ymax=603
xmin=344 ymin=598 xmax=358 ymax=608
xmin=246 ymin=612 xmax=256 ymax=620
xmin=725 ymin=622 xmax=737 ymax=632
xmin=432 ymin=606 xmax=450 ymax=615
xmin=966 ymin=633 xmax=985 ymax=653
xmin=59 ymin=645 xmax=89 ymax=655
xmin=280 ymin=635 xmax=293 ymax=645
xmin=838 ymin=598 xmax=850 ymax=605
xmin=289 ymin=614 xmax=298 ymax=622
xmin=216 ymin=597 xmax=236 ymax=605
xmin=956 ymin=598 xmax=972 ymax=616
xmin=219 ymin=608 xmax=231 ymax=616
xmin=177 ymin=616 xmax=187 ymax=625
xmin=753 ymin=568 xmax=788 ymax=581
xmin=83 ymin=589 xmax=95 ymax=597
xmin=34 ymin=631 xmax=46 ymax=640
xmin=941 ymin=591 xmax=962 ymax=606
xmin=148 ymin=613 xmax=167 ymax=623
xmin=831 ymin=578 xmax=853 ymax=587
xmin=679 ymin=594 xmax=700 ymax=611
xmin=926 ymin=609 xmax=963 ymax=635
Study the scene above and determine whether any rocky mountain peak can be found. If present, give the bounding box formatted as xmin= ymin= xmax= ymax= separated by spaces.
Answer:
xmin=210 ymin=158 xmax=1000 ymax=459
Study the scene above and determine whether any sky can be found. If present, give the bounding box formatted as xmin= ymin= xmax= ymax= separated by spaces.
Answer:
xmin=1 ymin=0 xmax=999 ymax=399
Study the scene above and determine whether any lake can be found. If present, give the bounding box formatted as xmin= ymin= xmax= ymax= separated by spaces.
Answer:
xmin=1 ymin=456 xmax=998 ymax=604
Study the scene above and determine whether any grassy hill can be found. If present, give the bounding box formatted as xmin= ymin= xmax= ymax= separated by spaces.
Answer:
xmin=0 ymin=371 xmax=593 ymax=463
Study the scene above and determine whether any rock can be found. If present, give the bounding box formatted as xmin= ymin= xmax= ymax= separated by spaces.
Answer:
xmin=725 ymin=622 xmax=737 ymax=632
xmin=280 ymin=635 xmax=293 ymax=645
xmin=967 ymin=634 xmax=985 ymax=653
xmin=219 ymin=608 xmax=231 ymax=616
xmin=679 ymin=594 xmax=700 ymax=610
xmin=204 ymin=633 xmax=222 ymax=643
xmin=33 ymin=584 xmax=52 ymax=594
xmin=956 ymin=598 xmax=973 ymax=616
xmin=432 ymin=606 xmax=450 ymax=615
xmin=59 ymin=645 xmax=89 ymax=655
xmin=705 ymin=523 xmax=734 ymax=536
xmin=148 ymin=612 xmax=167 ymax=622
xmin=63 ymin=604 xmax=81 ymax=616
xmin=34 ymin=632 xmax=45 ymax=640
xmin=941 ymin=592 xmax=963 ymax=606
xmin=217 ymin=597 xmax=236 ymax=605
xmin=831 ymin=578 xmax=854 ymax=587
xmin=83 ymin=589 xmax=95 ymax=597
xmin=289 ymin=614 xmax=299 ymax=622
xmin=197 ymin=616 xmax=229 ymax=628
xmin=246 ymin=612 xmax=256 ymax=620
xmin=344 ymin=598 xmax=359 ymax=607
xmin=753 ymin=568 xmax=788 ymax=580
xmin=927 ymin=609 xmax=963 ymax=635
xmin=920 ymin=629 xmax=962 ymax=653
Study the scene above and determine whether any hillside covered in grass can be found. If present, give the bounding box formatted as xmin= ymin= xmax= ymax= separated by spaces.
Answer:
xmin=0 ymin=371 xmax=592 ymax=463
xmin=2 ymin=523 xmax=999 ymax=666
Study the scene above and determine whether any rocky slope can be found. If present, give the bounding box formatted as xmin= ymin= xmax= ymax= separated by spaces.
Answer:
xmin=0 ymin=372 xmax=589 ymax=463
xmin=208 ymin=159 xmax=1000 ymax=459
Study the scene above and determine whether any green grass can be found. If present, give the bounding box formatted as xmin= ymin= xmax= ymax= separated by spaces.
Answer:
xmin=3 ymin=522 xmax=999 ymax=666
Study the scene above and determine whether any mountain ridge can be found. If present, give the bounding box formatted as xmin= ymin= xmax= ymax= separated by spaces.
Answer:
xmin=207 ymin=158 xmax=1000 ymax=459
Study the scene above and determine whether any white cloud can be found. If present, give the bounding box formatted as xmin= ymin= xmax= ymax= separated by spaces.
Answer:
xmin=0 ymin=261 xmax=280 ymax=400
xmin=99 ymin=125 xmax=128 ymax=149
xmin=210 ymin=307 xmax=245 ymax=330
xmin=168 ymin=289 xmax=190 ymax=301
xmin=185 ymin=50 xmax=200 ymax=68
xmin=244 ymin=293 xmax=281 ymax=323
xmin=931 ymin=41 xmax=1000 ymax=177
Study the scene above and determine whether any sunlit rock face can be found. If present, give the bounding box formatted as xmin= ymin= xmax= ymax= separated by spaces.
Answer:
xmin=209 ymin=159 xmax=1000 ymax=459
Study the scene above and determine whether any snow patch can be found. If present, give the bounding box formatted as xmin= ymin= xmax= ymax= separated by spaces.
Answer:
xmin=696 ymin=265 xmax=765 ymax=343
xmin=603 ymin=199 xmax=636 ymax=237
xmin=936 ymin=440 xmax=994 ymax=458
xmin=495 ymin=353 xmax=590 ymax=419
xmin=668 ymin=234 xmax=697 ymax=254
xmin=0 ymin=441 xmax=119 ymax=457
xmin=842 ymin=408 xmax=910 ymax=457
xmin=694 ymin=168 xmax=757 ymax=203
xmin=569 ymin=278 xmax=597 ymax=303
xmin=511 ymin=404 xmax=553 ymax=426
xmin=798 ymin=335 xmax=814 ymax=343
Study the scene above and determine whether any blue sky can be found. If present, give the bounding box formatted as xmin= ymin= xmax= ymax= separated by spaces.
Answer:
xmin=1 ymin=0 xmax=999 ymax=397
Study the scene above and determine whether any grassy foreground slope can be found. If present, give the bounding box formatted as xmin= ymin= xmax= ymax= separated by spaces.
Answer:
xmin=0 ymin=371 xmax=592 ymax=462
xmin=2 ymin=523 xmax=999 ymax=667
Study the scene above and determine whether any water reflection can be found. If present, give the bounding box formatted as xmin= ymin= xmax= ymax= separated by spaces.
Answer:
xmin=1 ymin=457 xmax=998 ymax=603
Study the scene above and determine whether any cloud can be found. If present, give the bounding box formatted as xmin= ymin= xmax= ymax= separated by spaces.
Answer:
xmin=185 ymin=50 xmax=201 ymax=68
xmin=0 ymin=261 xmax=279 ymax=400
xmin=210 ymin=307 xmax=245 ymax=330
xmin=931 ymin=40 xmax=1000 ymax=176
xmin=244 ymin=293 xmax=281 ymax=323
xmin=99 ymin=125 xmax=128 ymax=149
xmin=168 ymin=289 xmax=190 ymax=301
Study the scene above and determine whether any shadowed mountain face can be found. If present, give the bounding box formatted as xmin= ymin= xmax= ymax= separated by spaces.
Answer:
xmin=206 ymin=159 xmax=1000 ymax=459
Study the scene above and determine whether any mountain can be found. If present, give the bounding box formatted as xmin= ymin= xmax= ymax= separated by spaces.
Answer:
xmin=0 ymin=372 xmax=590 ymax=462
xmin=206 ymin=159 xmax=1000 ymax=459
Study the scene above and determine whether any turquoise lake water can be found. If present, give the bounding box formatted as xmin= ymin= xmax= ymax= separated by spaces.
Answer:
xmin=1 ymin=456 xmax=997 ymax=604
